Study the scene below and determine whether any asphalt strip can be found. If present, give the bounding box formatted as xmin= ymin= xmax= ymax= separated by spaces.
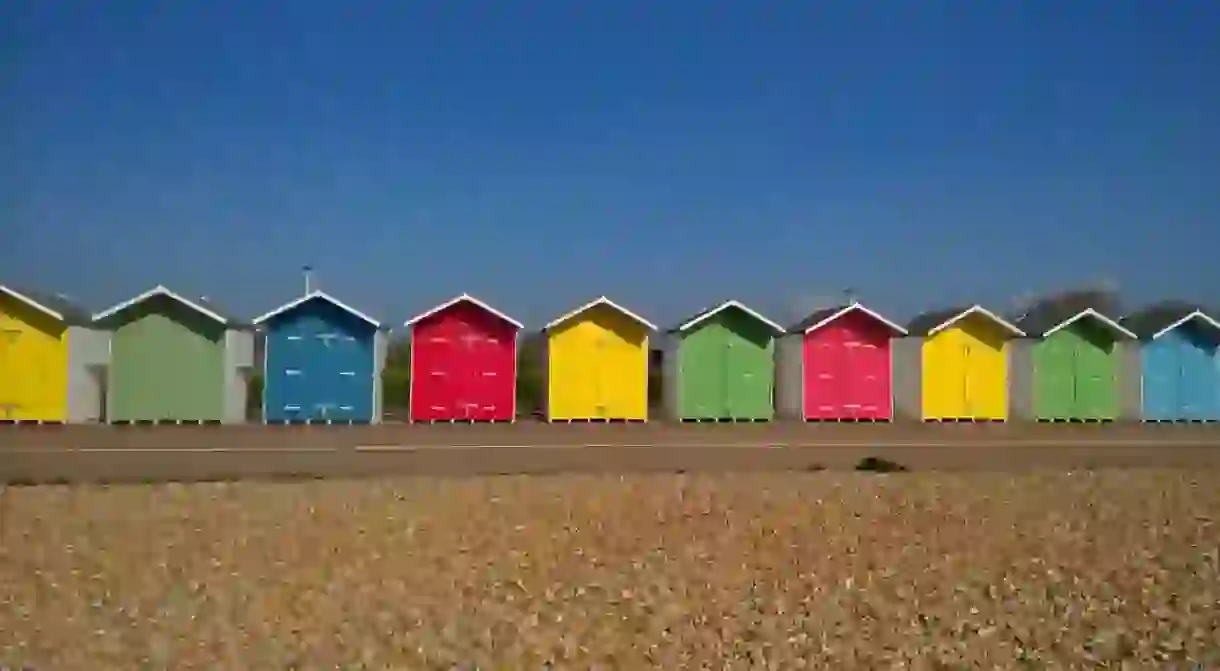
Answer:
xmin=5 ymin=439 xmax=1213 ymax=453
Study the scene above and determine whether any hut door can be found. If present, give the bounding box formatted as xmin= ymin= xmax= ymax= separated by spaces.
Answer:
xmin=1141 ymin=340 xmax=1180 ymax=421
xmin=680 ymin=328 xmax=725 ymax=420
xmin=725 ymin=318 xmax=774 ymax=421
xmin=1073 ymin=334 xmax=1116 ymax=420
xmin=313 ymin=332 xmax=341 ymax=421
xmin=803 ymin=333 xmax=842 ymax=421
xmin=330 ymin=333 xmax=365 ymax=422
xmin=963 ymin=333 xmax=1005 ymax=421
xmin=1035 ymin=334 xmax=1075 ymax=420
xmin=460 ymin=326 xmax=500 ymax=422
xmin=963 ymin=341 xmax=977 ymax=420
xmin=454 ymin=321 xmax=476 ymax=420
xmin=1180 ymin=328 xmax=1220 ymax=420
xmin=271 ymin=331 xmax=310 ymax=422
xmin=847 ymin=333 xmax=889 ymax=421
xmin=413 ymin=333 xmax=454 ymax=422
xmin=594 ymin=333 xmax=610 ymax=419
xmin=459 ymin=330 xmax=478 ymax=420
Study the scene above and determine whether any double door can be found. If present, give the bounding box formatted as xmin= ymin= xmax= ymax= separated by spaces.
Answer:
xmin=959 ymin=342 xmax=1007 ymax=420
xmin=582 ymin=332 xmax=645 ymax=420
xmin=923 ymin=333 xmax=1007 ymax=420
xmin=547 ymin=328 xmax=645 ymax=421
xmin=420 ymin=331 xmax=508 ymax=421
xmin=273 ymin=330 xmax=371 ymax=422
xmin=411 ymin=311 xmax=515 ymax=421
xmin=803 ymin=330 xmax=891 ymax=420
xmin=1034 ymin=334 xmax=1118 ymax=419
xmin=682 ymin=331 xmax=773 ymax=420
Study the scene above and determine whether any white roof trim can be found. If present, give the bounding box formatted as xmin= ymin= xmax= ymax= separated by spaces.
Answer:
xmin=803 ymin=302 xmax=908 ymax=335
xmin=403 ymin=293 xmax=524 ymax=329
xmin=93 ymin=285 xmax=227 ymax=325
xmin=677 ymin=300 xmax=785 ymax=333
xmin=543 ymin=296 xmax=657 ymax=331
xmin=1152 ymin=310 xmax=1220 ymax=340
xmin=0 ymin=285 xmax=65 ymax=321
xmin=926 ymin=304 xmax=1025 ymax=337
xmin=253 ymin=290 xmax=380 ymax=328
xmin=1043 ymin=308 xmax=1137 ymax=340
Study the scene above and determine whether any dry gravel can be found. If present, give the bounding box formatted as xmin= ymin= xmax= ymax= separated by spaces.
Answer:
xmin=1 ymin=471 xmax=1218 ymax=670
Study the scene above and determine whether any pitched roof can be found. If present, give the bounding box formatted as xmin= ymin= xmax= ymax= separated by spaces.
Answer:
xmin=1016 ymin=297 xmax=1134 ymax=339
xmin=789 ymin=306 xmax=843 ymax=332
xmin=788 ymin=302 xmax=907 ymax=335
xmin=254 ymin=291 xmax=380 ymax=328
xmin=668 ymin=300 xmax=784 ymax=333
xmin=543 ymin=296 xmax=656 ymax=331
xmin=1121 ymin=301 xmax=1220 ymax=340
xmin=404 ymin=293 xmax=523 ymax=329
xmin=92 ymin=285 xmax=239 ymax=326
xmin=906 ymin=305 xmax=1024 ymax=337
xmin=906 ymin=307 xmax=971 ymax=336
xmin=0 ymin=285 xmax=91 ymax=325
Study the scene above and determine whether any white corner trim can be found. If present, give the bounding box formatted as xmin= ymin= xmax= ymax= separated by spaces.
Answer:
xmin=927 ymin=304 xmax=1025 ymax=337
xmin=252 ymin=290 xmax=380 ymax=328
xmin=93 ymin=285 xmax=227 ymax=324
xmin=543 ymin=296 xmax=657 ymax=331
xmin=403 ymin=293 xmax=524 ymax=330
xmin=0 ymin=285 xmax=65 ymax=321
xmin=677 ymin=299 xmax=785 ymax=333
xmin=1043 ymin=308 xmax=1137 ymax=340
xmin=1152 ymin=310 xmax=1220 ymax=340
xmin=803 ymin=302 xmax=908 ymax=335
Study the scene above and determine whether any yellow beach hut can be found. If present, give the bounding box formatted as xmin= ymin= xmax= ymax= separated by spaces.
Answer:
xmin=543 ymin=296 xmax=656 ymax=422
xmin=0 ymin=285 xmax=109 ymax=423
xmin=907 ymin=305 xmax=1025 ymax=421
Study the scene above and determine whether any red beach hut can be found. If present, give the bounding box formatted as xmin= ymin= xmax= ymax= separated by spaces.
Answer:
xmin=787 ymin=302 xmax=908 ymax=421
xmin=405 ymin=294 xmax=522 ymax=422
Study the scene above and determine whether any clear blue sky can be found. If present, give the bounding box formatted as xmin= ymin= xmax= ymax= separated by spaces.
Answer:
xmin=5 ymin=1 xmax=1218 ymax=327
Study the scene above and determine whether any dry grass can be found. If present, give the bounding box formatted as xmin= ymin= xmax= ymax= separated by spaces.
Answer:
xmin=1 ymin=471 xmax=1218 ymax=669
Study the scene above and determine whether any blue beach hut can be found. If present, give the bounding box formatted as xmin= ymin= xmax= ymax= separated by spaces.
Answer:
xmin=253 ymin=291 xmax=387 ymax=423
xmin=1122 ymin=302 xmax=1220 ymax=422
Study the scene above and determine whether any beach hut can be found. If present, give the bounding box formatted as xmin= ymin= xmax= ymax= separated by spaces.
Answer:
xmin=253 ymin=290 xmax=387 ymax=424
xmin=405 ymin=294 xmax=522 ymax=423
xmin=661 ymin=300 xmax=783 ymax=422
xmin=776 ymin=303 xmax=907 ymax=421
xmin=1122 ymin=302 xmax=1220 ymax=422
xmin=543 ymin=296 xmax=655 ymax=422
xmin=907 ymin=305 xmax=1025 ymax=421
xmin=1015 ymin=301 xmax=1137 ymax=422
xmin=92 ymin=286 xmax=253 ymax=423
xmin=0 ymin=285 xmax=109 ymax=423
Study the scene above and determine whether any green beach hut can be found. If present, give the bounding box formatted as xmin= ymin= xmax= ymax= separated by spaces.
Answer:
xmin=1016 ymin=299 xmax=1138 ymax=421
xmin=92 ymin=285 xmax=254 ymax=423
xmin=661 ymin=300 xmax=784 ymax=421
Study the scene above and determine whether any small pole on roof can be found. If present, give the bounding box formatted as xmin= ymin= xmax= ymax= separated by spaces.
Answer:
xmin=843 ymin=287 xmax=856 ymax=304
xmin=303 ymin=265 xmax=314 ymax=296
xmin=1012 ymin=291 xmax=1035 ymax=322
